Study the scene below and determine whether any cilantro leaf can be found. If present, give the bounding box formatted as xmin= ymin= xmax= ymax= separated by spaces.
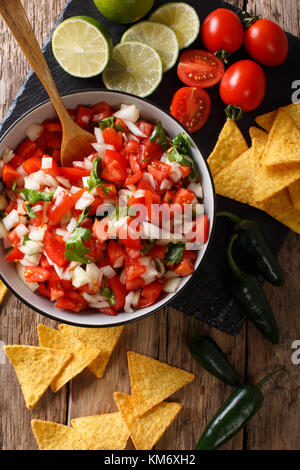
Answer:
xmin=165 ymin=242 xmax=185 ymax=266
xmin=149 ymin=121 xmax=168 ymax=151
xmin=22 ymin=234 xmax=29 ymax=245
xmin=171 ymin=132 xmax=192 ymax=154
xmin=141 ymin=239 xmax=154 ymax=255
xmin=167 ymin=147 xmax=197 ymax=179
xmin=114 ymin=121 xmax=124 ymax=132
xmin=64 ymin=227 xmax=92 ymax=264
xmin=21 ymin=189 xmax=54 ymax=204
xmin=98 ymin=117 xmax=114 ymax=130
xmin=100 ymin=286 xmax=116 ymax=306
xmin=76 ymin=208 xmax=90 ymax=228
xmin=87 ymin=158 xmax=110 ymax=195
xmin=25 ymin=205 xmax=37 ymax=219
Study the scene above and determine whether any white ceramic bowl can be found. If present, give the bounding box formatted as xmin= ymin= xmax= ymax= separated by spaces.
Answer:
xmin=0 ymin=90 xmax=216 ymax=327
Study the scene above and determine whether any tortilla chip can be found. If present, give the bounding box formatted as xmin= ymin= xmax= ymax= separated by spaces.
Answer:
xmin=252 ymin=132 xmax=300 ymax=203
xmin=249 ymin=126 xmax=268 ymax=143
xmin=289 ymin=181 xmax=300 ymax=209
xmin=127 ymin=351 xmax=194 ymax=416
xmin=255 ymin=102 xmax=300 ymax=132
xmin=262 ymin=189 xmax=300 ymax=234
xmin=207 ymin=119 xmax=248 ymax=176
xmin=58 ymin=324 xmax=124 ymax=379
xmin=114 ymin=392 xmax=181 ymax=450
xmin=0 ymin=281 xmax=8 ymax=303
xmin=261 ymin=109 xmax=300 ymax=166
xmin=31 ymin=420 xmax=88 ymax=450
xmin=214 ymin=147 xmax=254 ymax=204
xmin=71 ymin=413 xmax=129 ymax=450
xmin=4 ymin=345 xmax=72 ymax=409
xmin=37 ymin=325 xmax=100 ymax=392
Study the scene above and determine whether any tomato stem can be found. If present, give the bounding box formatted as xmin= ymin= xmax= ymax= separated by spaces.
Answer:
xmin=242 ymin=11 xmax=260 ymax=29
xmin=214 ymin=48 xmax=231 ymax=64
xmin=225 ymin=105 xmax=243 ymax=121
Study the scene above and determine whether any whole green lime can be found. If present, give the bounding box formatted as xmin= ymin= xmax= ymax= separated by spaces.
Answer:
xmin=93 ymin=0 xmax=154 ymax=24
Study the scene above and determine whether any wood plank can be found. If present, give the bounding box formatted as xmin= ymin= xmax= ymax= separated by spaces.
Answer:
xmin=0 ymin=0 xmax=67 ymax=451
xmin=244 ymin=0 xmax=300 ymax=450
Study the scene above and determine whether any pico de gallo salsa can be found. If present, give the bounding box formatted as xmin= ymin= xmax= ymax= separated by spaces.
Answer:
xmin=0 ymin=102 xmax=209 ymax=315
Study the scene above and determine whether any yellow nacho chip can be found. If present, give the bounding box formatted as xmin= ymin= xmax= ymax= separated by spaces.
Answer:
xmin=114 ymin=392 xmax=181 ymax=450
xmin=255 ymin=102 xmax=300 ymax=132
xmin=4 ymin=345 xmax=72 ymax=409
xmin=0 ymin=280 xmax=8 ymax=303
xmin=58 ymin=324 xmax=124 ymax=378
xmin=262 ymin=189 xmax=300 ymax=234
xmin=127 ymin=351 xmax=194 ymax=416
xmin=37 ymin=325 xmax=100 ymax=392
xmin=214 ymin=147 xmax=254 ymax=205
xmin=207 ymin=119 xmax=248 ymax=176
xmin=31 ymin=420 xmax=88 ymax=450
xmin=261 ymin=109 xmax=300 ymax=166
xmin=252 ymin=132 xmax=300 ymax=203
xmin=249 ymin=126 xmax=268 ymax=143
xmin=71 ymin=413 xmax=129 ymax=450
xmin=289 ymin=181 xmax=300 ymax=209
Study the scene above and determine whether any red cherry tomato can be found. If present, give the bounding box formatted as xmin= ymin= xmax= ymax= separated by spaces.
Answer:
xmin=177 ymin=50 xmax=224 ymax=88
xmin=244 ymin=19 xmax=288 ymax=66
xmin=219 ymin=60 xmax=266 ymax=112
xmin=201 ymin=8 xmax=244 ymax=54
xmin=170 ymin=87 xmax=211 ymax=133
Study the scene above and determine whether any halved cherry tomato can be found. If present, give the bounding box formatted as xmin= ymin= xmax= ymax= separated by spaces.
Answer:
xmin=2 ymin=164 xmax=21 ymax=188
xmin=76 ymin=106 xmax=93 ymax=128
xmin=244 ymin=19 xmax=288 ymax=66
xmin=170 ymin=87 xmax=211 ymax=133
xmin=24 ymin=266 xmax=50 ymax=283
xmin=138 ymin=282 xmax=164 ymax=308
xmin=201 ymin=8 xmax=244 ymax=54
xmin=219 ymin=60 xmax=266 ymax=112
xmin=177 ymin=50 xmax=224 ymax=88
xmin=102 ymin=127 xmax=123 ymax=150
xmin=17 ymin=140 xmax=36 ymax=158
xmin=60 ymin=167 xmax=90 ymax=183
xmin=44 ymin=230 xmax=67 ymax=267
xmin=108 ymin=276 xmax=126 ymax=311
xmin=125 ymin=260 xmax=146 ymax=282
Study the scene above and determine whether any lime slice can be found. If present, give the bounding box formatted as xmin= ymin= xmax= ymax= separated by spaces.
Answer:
xmin=52 ymin=16 xmax=113 ymax=78
xmin=149 ymin=2 xmax=200 ymax=49
xmin=102 ymin=42 xmax=163 ymax=97
xmin=93 ymin=0 xmax=154 ymax=24
xmin=121 ymin=21 xmax=179 ymax=72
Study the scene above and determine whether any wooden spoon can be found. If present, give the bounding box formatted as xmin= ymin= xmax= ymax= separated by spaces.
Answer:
xmin=0 ymin=0 xmax=96 ymax=167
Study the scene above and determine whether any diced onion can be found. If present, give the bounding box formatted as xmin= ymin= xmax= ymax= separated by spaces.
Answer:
xmin=75 ymin=192 xmax=94 ymax=211
xmin=25 ymin=123 xmax=43 ymax=141
xmin=99 ymin=265 xmax=116 ymax=279
xmin=164 ymin=270 xmax=179 ymax=279
xmin=72 ymin=266 xmax=90 ymax=288
xmin=56 ymin=228 xmax=72 ymax=240
xmin=160 ymin=178 xmax=172 ymax=191
xmin=187 ymin=182 xmax=203 ymax=198
xmin=119 ymin=268 xmax=126 ymax=284
xmin=114 ymin=104 xmax=139 ymax=123
xmin=20 ymin=240 xmax=43 ymax=256
xmin=29 ymin=225 xmax=46 ymax=242
xmin=70 ymin=186 xmax=81 ymax=193
xmin=23 ymin=253 xmax=41 ymax=266
xmin=143 ymin=173 xmax=156 ymax=190
xmin=113 ymin=256 xmax=124 ymax=268
xmin=124 ymin=120 xmax=146 ymax=138
xmin=31 ymin=204 xmax=43 ymax=213
xmin=66 ymin=218 xmax=77 ymax=233
xmin=24 ymin=176 xmax=40 ymax=190
xmin=15 ymin=223 xmax=29 ymax=239
xmin=56 ymin=176 xmax=71 ymax=188
xmin=91 ymin=142 xmax=105 ymax=158
xmin=124 ymin=290 xmax=140 ymax=313
xmin=163 ymin=278 xmax=182 ymax=293
xmin=94 ymin=126 xmax=104 ymax=144
xmin=3 ymin=210 xmax=19 ymax=230
xmin=41 ymin=157 xmax=53 ymax=169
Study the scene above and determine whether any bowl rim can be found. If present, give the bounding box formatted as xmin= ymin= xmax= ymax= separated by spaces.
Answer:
xmin=0 ymin=88 xmax=216 ymax=327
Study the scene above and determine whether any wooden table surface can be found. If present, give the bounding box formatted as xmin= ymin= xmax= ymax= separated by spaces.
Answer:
xmin=0 ymin=0 xmax=299 ymax=451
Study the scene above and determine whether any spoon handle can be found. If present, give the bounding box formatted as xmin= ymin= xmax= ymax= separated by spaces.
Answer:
xmin=0 ymin=0 xmax=70 ymax=126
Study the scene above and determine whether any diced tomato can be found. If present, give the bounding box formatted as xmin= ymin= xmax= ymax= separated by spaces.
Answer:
xmin=91 ymin=101 xmax=114 ymax=122
xmin=103 ymin=127 xmax=123 ymax=150
xmin=43 ymin=121 xmax=62 ymax=133
xmin=88 ymin=196 xmax=103 ymax=216
xmin=144 ymin=189 xmax=161 ymax=225
xmin=10 ymin=154 xmax=25 ymax=169
xmin=101 ymin=159 xmax=126 ymax=182
xmin=125 ymin=260 xmax=146 ymax=282
xmin=140 ymin=139 xmax=163 ymax=164
xmin=138 ymin=282 xmax=164 ymax=308
xmin=24 ymin=266 xmax=50 ymax=283
xmin=38 ymin=283 xmax=50 ymax=297
xmin=186 ymin=214 xmax=209 ymax=244
xmin=52 ymin=149 xmax=61 ymax=164
xmin=7 ymin=227 xmax=22 ymax=247
xmin=126 ymin=276 xmax=145 ymax=291
xmin=148 ymin=161 xmax=171 ymax=184
xmin=148 ymin=245 xmax=167 ymax=259
xmin=56 ymin=296 xmax=77 ymax=311
xmin=174 ymin=188 xmax=196 ymax=206
xmin=47 ymin=189 xmax=84 ymax=224
xmin=76 ymin=106 xmax=93 ymax=128
xmin=137 ymin=120 xmax=154 ymax=137
xmin=96 ymin=182 xmax=117 ymax=199
xmin=108 ymin=276 xmax=126 ymax=311
xmin=125 ymin=172 xmax=143 ymax=186
xmin=5 ymin=247 xmax=24 ymax=262
xmin=122 ymin=139 xmax=140 ymax=156
xmin=2 ymin=164 xmax=21 ymax=188
xmin=68 ymin=109 xmax=76 ymax=120
xmin=180 ymin=165 xmax=192 ymax=178
xmin=44 ymin=230 xmax=67 ymax=267
xmin=105 ymin=149 xmax=127 ymax=173
xmin=17 ymin=140 xmax=36 ymax=158
xmin=129 ymin=154 xmax=141 ymax=174
xmin=119 ymin=218 xmax=142 ymax=250
xmin=125 ymin=247 xmax=141 ymax=260
xmin=23 ymin=157 xmax=42 ymax=174
xmin=162 ymin=190 xmax=176 ymax=204
xmin=93 ymin=218 xmax=111 ymax=242
xmin=108 ymin=240 xmax=125 ymax=266
xmin=30 ymin=202 xmax=44 ymax=226
xmin=174 ymin=252 xmax=196 ymax=276
xmin=99 ymin=306 xmax=117 ymax=316
xmin=31 ymin=148 xmax=44 ymax=160
xmin=40 ymin=254 xmax=51 ymax=268
xmin=43 ymin=130 xmax=62 ymax=149
xmin=64 ymin=291 xmax=88 ymax=312
xmin=49 ymin=279 xmax=64 ymax=301
xmin=115 ymin=118 xmax=126 ymax=131
xmin=84 ymin=236 xmax=103 ymax=260
xmin=60 ymin=167 xmax=90 ymax=183
xmin=5 ymin=201 xmax=17 ymax=214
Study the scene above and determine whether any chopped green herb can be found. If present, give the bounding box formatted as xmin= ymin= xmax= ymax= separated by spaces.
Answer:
xmin=25 ymin=205 xmax=37 ymax=219
xmin=141 ymin=239 xmax=154 ymax=255
xmin=165 ymin=242 xmax=185 ymax=266
xmin=64 ymin=227 xmax=92 ymax=264
xmin=22 ymin=234 xmax=29 ymax=245
xmin=12 ymin=180 xmax=19 ymax=192
xmin=20 ymin=189 xmax=54 ymax=205
xmin=100 ymin=286 xmax=116 ymax=306
xmin=114 ymin=121 xmax=125 ymax=132
xmin=149 ymin=121 xmax=168 ymax=151
xmin=87 ymin=158 xmax=110 ymax=195
xmin=141 ymin=157 xmax=151 ymax=162
xmin=171 ymin=132 xmax=192 ymax=154
xmin=167 ymin=147 xmax=197 ymax=179
xmin=98 ymin=116 xmax=114 ymax=130
xmin=0 ymin=210 xmax=5 ymax=219
xmin=76 ymin=208 xmax=90 ymax=228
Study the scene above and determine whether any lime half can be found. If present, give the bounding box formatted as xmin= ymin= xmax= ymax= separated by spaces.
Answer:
xmin=149 ymin=2 xmax=200 ymax=49
xmin=102 ymin=42 xmax=163 ymax=97
xmin=52 ymin=16 xmax=113 ymax=78
xmin=121 ymin=21 xmax=179 ymax=72
xmin=93 ymin=0 xmax=154 ymax=24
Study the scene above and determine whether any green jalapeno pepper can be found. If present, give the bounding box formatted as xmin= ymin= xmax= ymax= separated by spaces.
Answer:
xmin=217 ymin=211 xmax=284 ymax=286
xmin=195 ymin=369 xmax=283 ymax=450
xmin=228 ymin=234 xmax=279 ymax=344
xmin=189 ymin=314 xmax=239 ymax=386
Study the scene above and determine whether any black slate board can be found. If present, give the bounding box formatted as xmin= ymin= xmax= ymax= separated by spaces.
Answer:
xmin=1 ymin=0 xmax=299 ymax=335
